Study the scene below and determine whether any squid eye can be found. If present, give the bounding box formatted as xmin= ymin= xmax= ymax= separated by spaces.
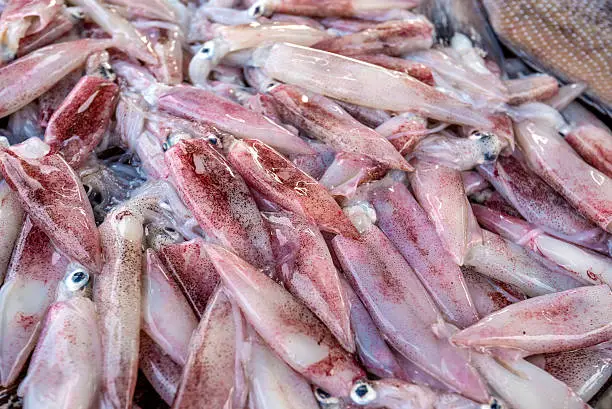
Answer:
xmin=248 ymin=1 xmax=267 ymax=17
xmin=65 ymin=266 xmax=90 ymax=292
xmin=164 ymin=226 xmax=176 ymax=234
xmin=199 ymin=42 xmax=215 ymax=60
xmin=487 ymin=398 xmax=504 ymax=409
xmin=207 ymin=136 xmax=219 ymax=145
xmin=350 ymin=380 xmax=377 ymax=406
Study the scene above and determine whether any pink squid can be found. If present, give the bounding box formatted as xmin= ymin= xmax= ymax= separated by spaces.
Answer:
xmin=256 ymin=43 xmax=494 ymax=128
xmin=515 ymin=120 xmax=612 ymax=233
xmin=16 ymin=8 xmax=76 ymax=57
xmin=352 ymin=54 xmax=435 ymax=86
xmin=165 ymin=138 xmax=275 ymax=269
xmin=264 ymin=211 xmax=354 ymax=352
xmin=367 ymin=176 xmax=479 ymax=328
xmin=504 ymin=74 xmax=559 ymax=105
xmin=564 ymin=124 xmax=612 ymax=179
xmin=0 ymin=218 xmax=69 ymax=387
xmin=142 ymin=250 xmax=198 ymax=366
xmin=0 ymin=38 xmax=113 ymax=118
xmin=462 ymin=267 xmax=526 ymax=318
xmin=247 ymin=0 xmax=421 ymax=18
xmin=452 ymin=285 xmax=612 ymax=358
xmin=0 ymin=180 xmax=24 ymax=283
xmin=332 ymin=223 xmax=488 ymax=402
xmin=0 ymin=148 xmax=101 ymax=272
xmin=226 ymin=138 xmax=359 ymax=238
xmin=139 ymin=332 xmax=182 ymax=406
xmin=318 ymin=152 xmax=385 ymax=199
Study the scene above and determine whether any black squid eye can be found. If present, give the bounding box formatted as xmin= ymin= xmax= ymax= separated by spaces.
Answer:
xmin=350 ymin=380 xmax=377 ymax=405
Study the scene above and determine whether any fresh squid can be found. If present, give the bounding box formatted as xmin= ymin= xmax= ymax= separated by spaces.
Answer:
xmin=504 ymin=74 xmax=559 ymax=105
xmin=0 ymin=39 xmax=113 ymax=118
xmin=409 ymin=159 xmax=481 ymax=265
xmin=452 ymin=285 xmax=612 ymax=358
xmin=564 ymin=124 xmax=612 ymax=179
xmin=141 ymin=249 xmax=198 ymax=366
xmin=165 ymin=138 xmax=275 ymax=269
xmin=226 ymin=138 xmax=359 ymax=238
xmin=0 ymin=148 xmax=101 ymax=272
xmin=17 ymin=265 xmax=102 ymax=409
xmin=367 ymin=176 xmax=479 ymax=328
xmin=318 ymin=152 xmax=385 ymax=199
xmin=255 ymin=43 xmax=494 ymax=128
xmin=332 ymin=221 xmax=488 ymax=402
xmin=462 ymin=267 xmax=526 ymax=318
xmin=0 ymin=218 xmax=69 ymax=387
xmin=16 ymin=8 xmax=76 ymax=58
xmin=247 ymin=0 xmax=421 ymax=18
xmin=473 ymin=204 xmax=612 ymax=287
xmin=138 ymin=332 xmax=182 ymax=406
xmin=0 ymin=180 xmax=24 ymax=283
xmin=264 ymin=211 xmax=354 ymax=352
xmin=374 ymin=113 xmax=431 ymax=156
xmin=352 ymin=54 xmax=435 ymax=86
xmin=515 ymin=120 xmax=612 ymax=233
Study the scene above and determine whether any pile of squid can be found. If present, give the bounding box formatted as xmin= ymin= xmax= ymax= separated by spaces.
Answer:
xmin=0 ymin=0 xmax=611 ymax=408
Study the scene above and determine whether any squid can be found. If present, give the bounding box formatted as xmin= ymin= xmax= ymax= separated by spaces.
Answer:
xmin=504 ymin=74 xmax=559 ymax=105
xmin=44 ymin=63 xmax=119 ymax=169
xmin=139 ymin=333 xmax=182 ymax=406
xmin=226 ymin=138 xmax=359 ymax=238
xmin=452 ymin=285 xmax=612 ymax=358
xmin=16 ymin=8 xmax=77 ymax=57
xmin=67 ymin=0 xmax=157 ymax=64
xmin=477 ymin=154 xmax=610 ymax=253
xmin=462 ymin=267 xmax=526 ymax=318
xmin=312 ymin=17 xmax=434 ymax=56
xmin=341 ymin=279 xmax=403 ymax=379
xmin=264 ymin=211 xmax=354 ymax=352
xmin=0 ymin=218 xmax=70 ymax=387
xmin=409 ymin=159 xmax=482 ymax=265
xmin=515 ymin=120 xmax=612 ymax=233
xmin=247 ymin=0 xmax=421 ymax=18
xmin=95 ymin=206 xmax=144 ymax=409
xmin=367 ymin=176 xmax=479 ymax=328
xmin=331 ymin=222 xmax=488 ymax=402
xmin=203 ymin=243 xmax=365 ymax=398
xmin=158 ymin=238 xmax=220 ymax=318
xmin=152 ymin=84 xmax=314 ymax=155
xmin=142 ymin=249 xmax=198 ymax=366
xmin=106 ymin=0 xmax=188 ymax=26
xmin=545 ymin=83 xmax=588 ymax=111
xmin=461 ymin=171 xmax=489 ymax=196
xmin=473 ymin=204 xmax=612 ymax=287
xmin=352 ymin=54 xmax=435 ymax=86
xmin=189 ymin=21 xmax=331 ymax=85
xmin=172 ymin=287 xmax=246 ymax=409
xmin=0 ymin=148 xmax=101 ymax=272
xmin=0 ymin=38 xmax=113 ymax=118
xmin=0 ymin=0 xmax=64 ymax=64
xmin=464 ymin=229 xmax=584 ymax=297
xmin=335 ymin=99 xmax=392 ymax=127
xmin=165 ymin=138 xmax=275 ymax=269
xmin=17 ymin=265 xmax=102 ymax=409
xmin=375 ymin=113 xmax=432 ymax=156
xmin=268 ymin=83 xmax=412 ymax=171
xmin=564 ymin=124 xmax=612 ymax=179
xmin=255 ymin=43 xmax=494 ymax=128
xmin=0 ymin=180 xmax=24 ymax=283
xmin=319 ymin=152 xmax=385 ymax=199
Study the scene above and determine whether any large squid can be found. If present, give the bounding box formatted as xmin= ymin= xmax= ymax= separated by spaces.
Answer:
xmin=165 ymin=138 xmax=275 ymax=270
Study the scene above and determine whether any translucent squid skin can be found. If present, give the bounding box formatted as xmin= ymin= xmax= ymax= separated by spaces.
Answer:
xmin=17 ymin=292 xmax=102 ymax=409
xmin=319 ymin=152 xmax=386 ymax=199
xmin=249 ymin=0 xmax=421 ymax=18
xmin=0 ymin=218 xmax=69 ymax=387
xmin=44 ymin=75 xmax=119 ymax=169
xmin=142 ymin=250 xmax=198 ymax=366
xmin=515 ymin=120 xmax=612 ymax=233
xmin=226 ymin=139 xmax=360 ymax=238
xmin=257 ymin=43 xmax=494 ymax=128
xmin=352 ymin=54 xmax=435 ymax=86
xmin=158 ymin=238 xmax=220 ymax=318
xmin=139 ymin=333 xmax=182 ymax=406
xmin=172 ymin=287 xmax=242 ymax=409
xmin=564 ymin=124 xmax=612 ymax=179
xmin=452 ymin=285 xmax=612 ymax=358
xmin=477 ymin=154 xmax=610 ymax=253
xmin=504 ymin=74 xmax=559 ymax=105
xmin=0 ymin=39 xmax=113 ymax=118
xmin=95 ymin=208 xmax=143 ymax=409
xmin=312 ymin=17 xmax=434 ymax=57
xmin=472 ymin=204 xmax=612 ymax=288
xmin=0 ymin=0 xmax=63 ymax=64
xmin=165 ymin=138 xmax=275 ymax=270
xmin=0 ymin=180 xmax=24 ymax=283
xmin=203 ymin=243 xmax=365 ymax=398
xmin=332 ymin=225 xmax=489 ymax=403
xmin=268 ymin=83 xmax=413 ymax=171
xmin=264 ymin=211 xmax=354 ymax=352
xmin=368 ymin=178 xmax=479 ymax=328
xmin=0 ymin=149 xmax=101 ymax=272
xmin=462 ymin=268 xmax=526 ymax=318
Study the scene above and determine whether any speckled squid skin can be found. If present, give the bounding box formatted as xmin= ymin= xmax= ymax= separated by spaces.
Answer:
xmin=44 ymin=75 xmax=119 ymax=169
xmin=158 ymin=238 xmax=220 ymax=318
xmin=452 ymin=285 xmax=612 ymax=358
xmin=462 ymin=267 xmax=526 ymax=318
xmin=0 ymin=39 xmax=113 ymax=118
xmin=204 ymin=243 xmax=365 ymax=398
xmin=165 ymin=138 xmax=275 ymax=270
xmin=139 ymin=333 xmax=182 ymax=406
xmin=0 ymin=180 xmax=24 ymax=284
xmin=95 ymin=209 xmax=143 ymax=409
xmin=171 ymin=287 xmax=238 ymax=409
xmin=264 ymin=211 xmax=354 ymax=352
xmin=368 ymin=179 xmax=479 ymax=328
xmin=564 ymin=124 xmax=612 ymax=179
xmin=227 ymin=139 xmax=359 ymax=238
xmin=0 ymin=150 xmax=101 ymax=272
xmin=0 ymin=218 xmax=69 ymax=387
